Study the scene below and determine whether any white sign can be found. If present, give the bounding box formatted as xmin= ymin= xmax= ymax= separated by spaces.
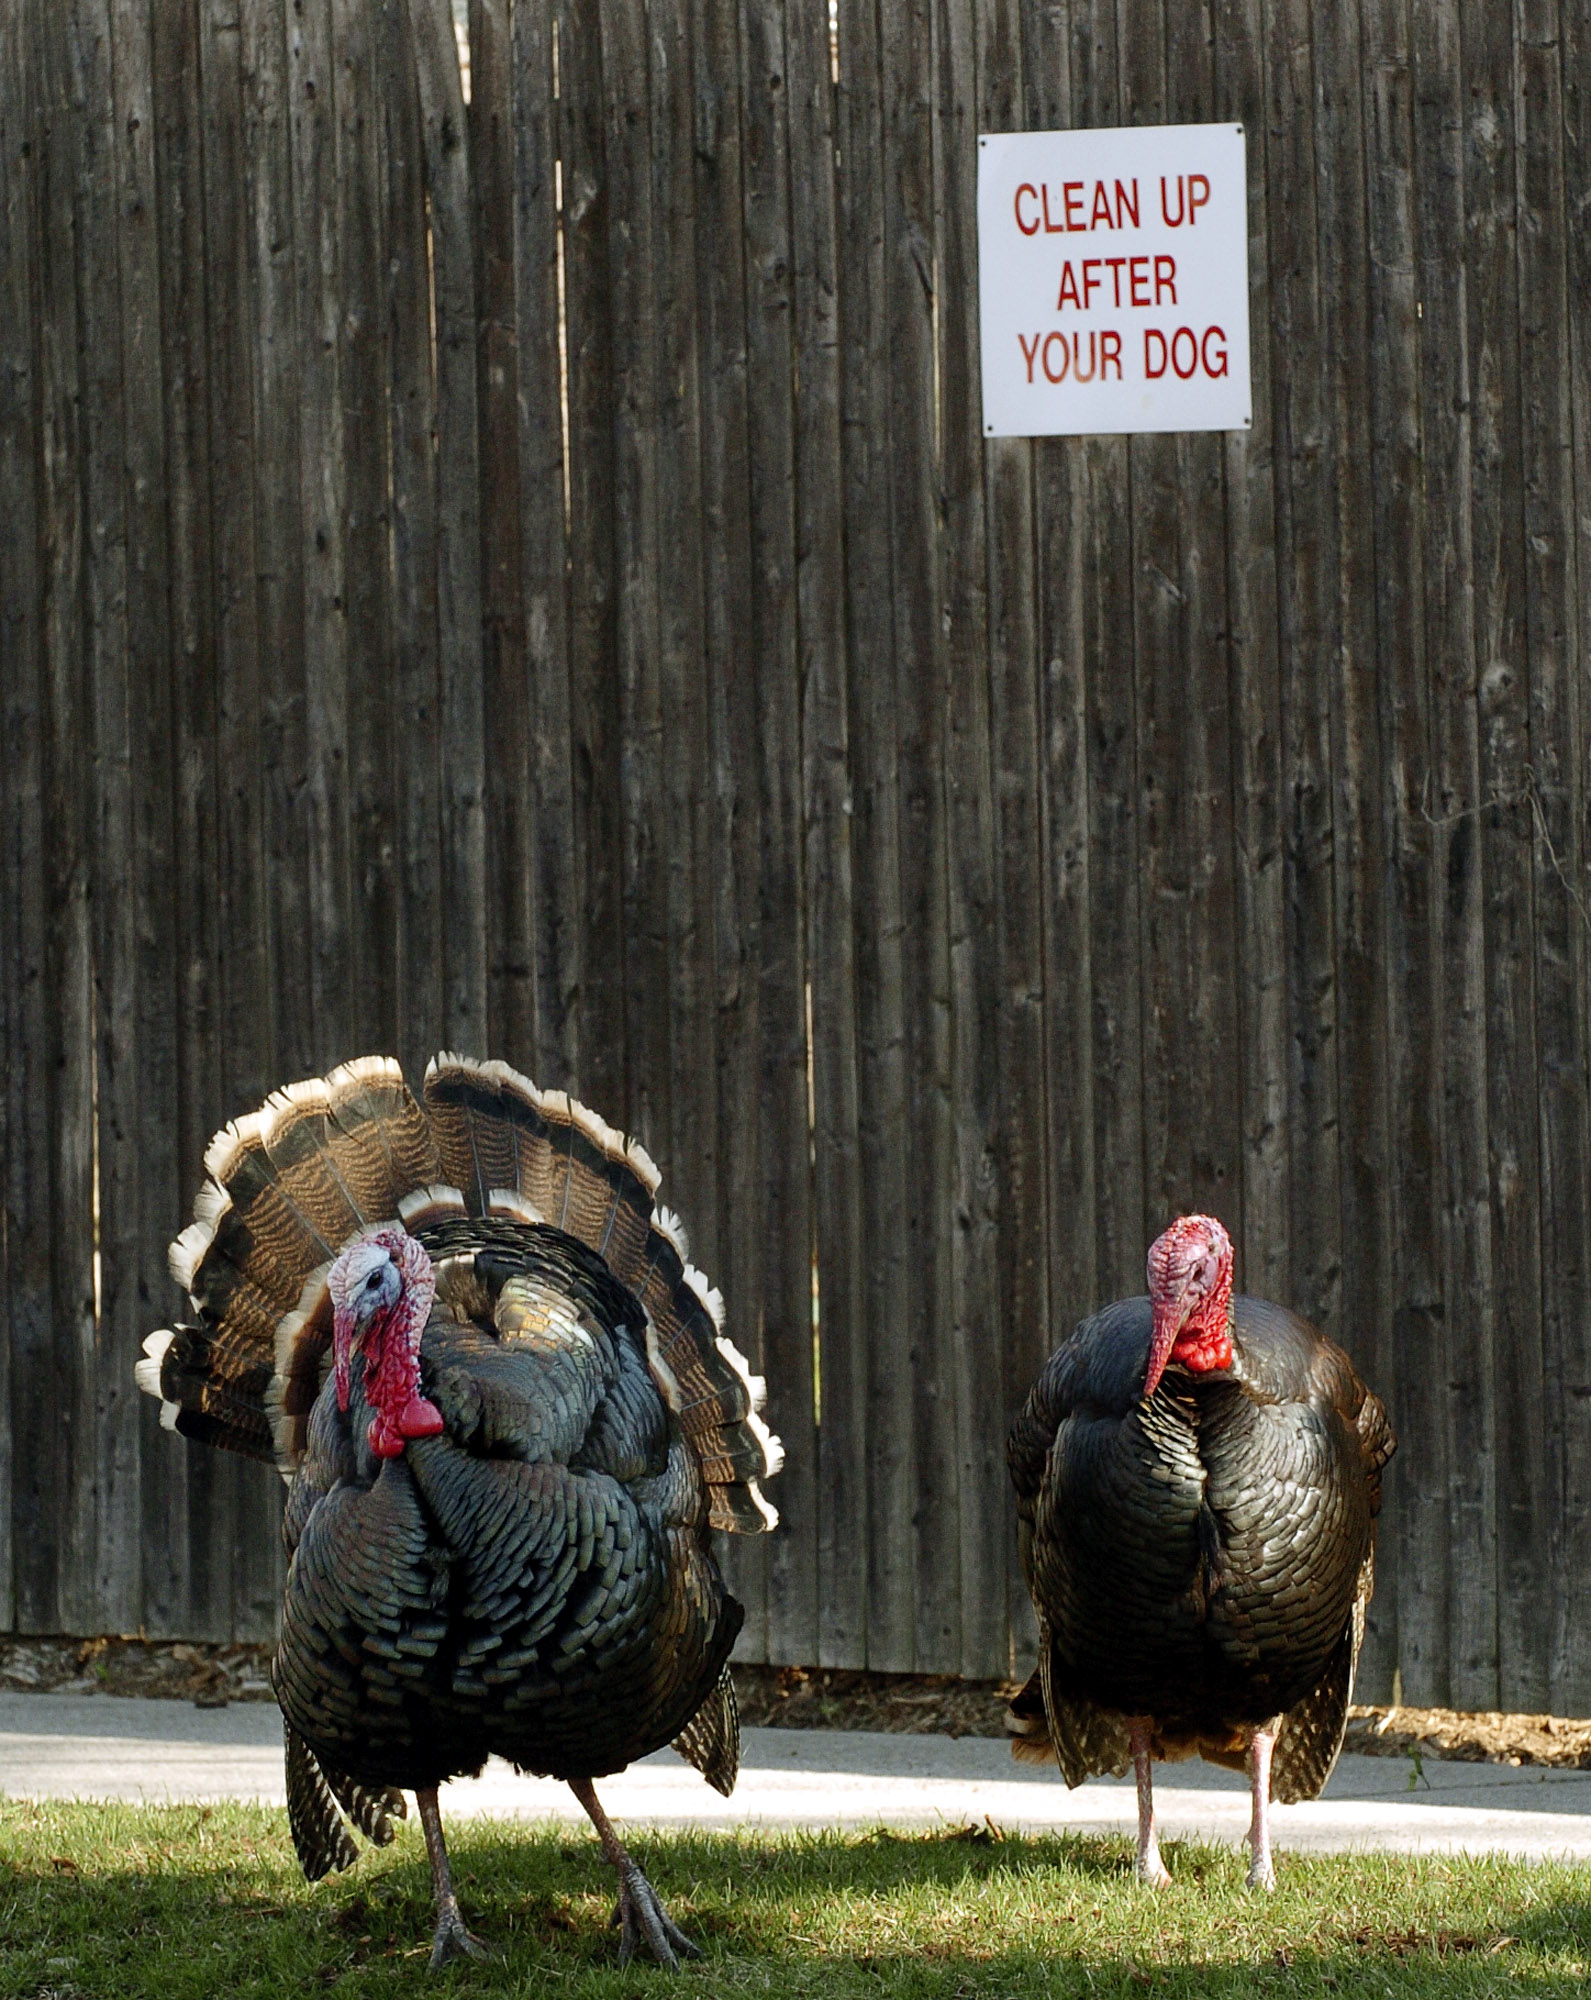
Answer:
xmin=978 ymin=123 xmax=1251 ymax=437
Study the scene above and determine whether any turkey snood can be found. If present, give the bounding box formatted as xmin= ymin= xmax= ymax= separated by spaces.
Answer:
xmin=328 ymin=1226 xmax=445 ymax=1459
xmin=1144 ymin=1212 xmax=1234 ymax=1397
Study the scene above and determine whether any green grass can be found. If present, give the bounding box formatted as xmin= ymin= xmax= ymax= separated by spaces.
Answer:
xmin=3 ymin=1801 xmax=1590 ymax=1998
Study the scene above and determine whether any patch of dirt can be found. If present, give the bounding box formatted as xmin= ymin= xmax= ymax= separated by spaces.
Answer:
xmin=731 ymin=1664 xmax=1021 ymax=1739
xmin=0 ymin=1636 xmax=274 ymax=1705
xmin=1343 ymin=1703 xmax=1591 ymax=1770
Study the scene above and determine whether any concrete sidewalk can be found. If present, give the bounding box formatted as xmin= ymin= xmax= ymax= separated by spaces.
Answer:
xmin=5 ymin=1691 xmax=1591 ymax=1862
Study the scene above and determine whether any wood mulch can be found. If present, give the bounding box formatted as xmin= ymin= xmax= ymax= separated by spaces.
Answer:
xmin=8 ymin=1640 xmax=1591 ymax=1771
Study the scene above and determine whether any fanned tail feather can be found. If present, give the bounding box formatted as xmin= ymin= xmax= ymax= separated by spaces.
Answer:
xmin=284 ymin=1721 xmax=359 ymax=1882
xmin=671 ymin=1665 xmax=740 ymax=1796
xmin=138 ymin=1054 xmax=781 ymax=1532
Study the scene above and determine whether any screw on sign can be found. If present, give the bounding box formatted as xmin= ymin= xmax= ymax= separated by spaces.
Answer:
xmin=977 ymin=123 xmax=1252 ymax=438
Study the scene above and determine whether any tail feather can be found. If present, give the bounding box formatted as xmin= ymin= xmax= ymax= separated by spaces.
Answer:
xmin=672 ymin=1665 xmax=739 ymax=1796
xmin=140 ymin=1053 xmax=781 ymax=1530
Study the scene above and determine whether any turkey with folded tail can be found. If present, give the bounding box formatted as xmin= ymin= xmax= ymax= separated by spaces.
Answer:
xmin=1007 ymin=1214 xmax=1394 ymax=1889
xmin=136 ymin=1054 xmax=781 ymax=1968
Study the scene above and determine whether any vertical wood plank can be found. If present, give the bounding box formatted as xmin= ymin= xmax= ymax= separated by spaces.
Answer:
xmin=38 ymin=0 xmax=98 ymax=1638
xmin=333 ymin=0 xmax=399 ymax=1060
xmin=689 ymin=0 xmax=766 ymax=1655
xmin=1517 ymin=0 xmax=1588 ymax=1716
xmin=1268 ymin=0 xmax=1343 ymax=1348
xmin=980 ymin=0 xmax=1048 ymax=1679
xmin=739 ymin=0 xmax=817 ymax=1667
xmin=788 ymin=0 xmax=866 ymax=1670
xmin=1459 ymin=0 xmax=1532 ymax=1712
xmin=835 ymin=0 xmax=914 ymax=1671
xmin=1212 ymin=0 xmax=1289 ymax=1313
xmin=1413 ymin=0 xmax=1491 ymax=1708
xmin=559 ymin=0 xmax=627 ymax=1114
xmin=0 ymin=0 xmax=47 ymax=1634
xmin=386 ymin=0 xmax=446 ymax=1080
xmin=1313 ymin=0 xmax=1396 ymax=1692
xmin=470 ymin=0 xmax=534 ymax=1064
xmin=1360 ymin=0 xmax=1436 ymax=1706
xmin=1556 ymin=0 xmax=1591 ymax=1716
xmin=508 ymin=0 xmax=580 ymax=1083
xmin=411 ymin=0 xmax=489 ymax=1057
xmin=935 ymin=0 xmax=1005 ymax=1679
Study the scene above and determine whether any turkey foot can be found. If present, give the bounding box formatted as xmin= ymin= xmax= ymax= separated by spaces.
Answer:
xmin=570 ymin=1776 xmax=701 ymax=1968
xmin=1129 ymin=1719 xmax=1171 ymax=1887
xmin=1245 ymin=1726 xmax=1277 ymax=1891
xmin=417 ymin=1787 xmax=495 ymax=1969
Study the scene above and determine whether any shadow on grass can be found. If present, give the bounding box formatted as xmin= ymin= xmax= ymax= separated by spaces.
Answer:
xmin=4 ymin=1813 xmax=1591 ymax=1998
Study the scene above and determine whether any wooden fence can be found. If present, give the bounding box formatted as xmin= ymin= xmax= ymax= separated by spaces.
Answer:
xmin=2 ymin=0 xmax=1589 ymax=1711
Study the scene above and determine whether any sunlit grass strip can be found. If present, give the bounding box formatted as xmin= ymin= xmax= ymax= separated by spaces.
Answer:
xmin=3 ymin=1800 xmax=1589 ymax=1997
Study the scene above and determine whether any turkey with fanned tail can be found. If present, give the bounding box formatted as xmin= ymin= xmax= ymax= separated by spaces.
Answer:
xmin=137 ymin=1054 xmax=780 ymax=1968
xmin=1006 ymin=1214 xmax=1394 ymax=1890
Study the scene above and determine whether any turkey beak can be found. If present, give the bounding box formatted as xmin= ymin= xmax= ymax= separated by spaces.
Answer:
xmin=1144 ymin=1284 xmax=1196 ymax=1400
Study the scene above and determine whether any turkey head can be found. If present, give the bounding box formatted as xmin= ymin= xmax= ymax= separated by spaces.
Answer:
xmin=328 ymin=1226 xmax=445 ymax=1459
xmin=1144 ymin=1213 xmax=1234 ymax=1397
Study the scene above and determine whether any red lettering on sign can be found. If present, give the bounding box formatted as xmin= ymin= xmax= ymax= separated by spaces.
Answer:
xmin=1160 ymin=175 xmax=1186 ymax=227
xmin=1019 ymin=331 xmax=1042 ymax=382
xmin=1073 ymin=331 xmax=1097 ymax=383
xmin=1145 ymin=328 xmax=1167 ymax=379
xmin=1064 ymin=181 xmax=1085 ymax=230
xmin=1130 ymin=256 xmax=1150 ymax=306
xmin=1042 ymin=331 xmax=1069 ymax=382
xmin=1014 ymin=185 xmax=1041 ymax=235
xmin=1188 ymin=173 xmax=1210 ymax=223
xmin=1115 ymin=178 xmax=1140 ymax=228
xmin=1104 ymin=256 xmax=1126 ymax=305
xmin=1171 ymin=327 xmax=1199 ymax=378
xmin=1090 ymin=181 xmax=1115 ymax=230
xmin=1154 ymin=255 xmax=1177 ymax=304
xmin=1100 ymin=329 xmax=1123 ymax=379
xmin=1202 ymin=325 xmax=1228 ymax=376
xmin=1042 ymin=184 xmax=1065 ymax=233
xmin=1082 ymin=259 xmax=1102 ymax=308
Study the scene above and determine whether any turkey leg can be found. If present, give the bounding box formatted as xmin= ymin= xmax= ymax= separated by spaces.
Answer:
xmin=416 ymin=1786 xmax=494 ymax=1968
xmin=1245 ymin=1727 xmax=1277 ymax=1890
xmin=570 ymin=1775 xmax=702 ymax=1967
xmin=1129 ymin=1719 xmax=1171 ymax=1886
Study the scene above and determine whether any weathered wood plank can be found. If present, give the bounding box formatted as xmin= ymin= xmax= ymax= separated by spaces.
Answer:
xmin=1359 ymin=0 xmax=1432 ymax=1706
xmin=201 ymin=0 xmax=286 ymax=1640
xmin=411 ymin=0 xmax=489 ymax=1057
xmin=1413 ymin=0 xmax=1492 ymax=1709
xmin=979 ymin=0 xmax=1048 ymax=1680
xmin=558 ymin=0 xmax=627 ymax=1115
xmin=507 ymin=0 xmax=580 ymax=1083
xmin=836 ymin=0 xmax=915 ymax=1671
xmin=385 ymin=0 xmax=446 ymax=1079
xmin=1468 ymin=0 xmax=1545 ymax=1714
xmin=935 ymin=0 xmax=1006 ymax=1679
xmin=1268 ymin=0 xmax=1342 ymax=1350
xmin=1556 ymin=0 xmax=1591 ymax=1716
xmin=1213 ymin=0 xmax=1288 ymax=1315
xmin=470 ymin=0 xmax=534 ymax=1064
xmin=0 ymin=0 xmax=47 ymax=1635
xmin=688 ymin=0 xmax=766 ymax=1657
xmin=877 ymin=0 xmax=959 ymax=1675
xmin=1517 ymin=0 xmax=1588 ymax=1715
xmin=332 ymin=0 xmax=399 ymax=1060
xmin=1313 ymin=0 xmax=1394 ymax=1694
xmin=102 ymin=0 xmax=171 ymax=1636
xmin=739 ymin=0 xmax=818 ymax=1668
xmin=36 ymin=0 xmax=97 ymax=1638
xmin=788 ymin=0 xmax=866 ymax=1670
